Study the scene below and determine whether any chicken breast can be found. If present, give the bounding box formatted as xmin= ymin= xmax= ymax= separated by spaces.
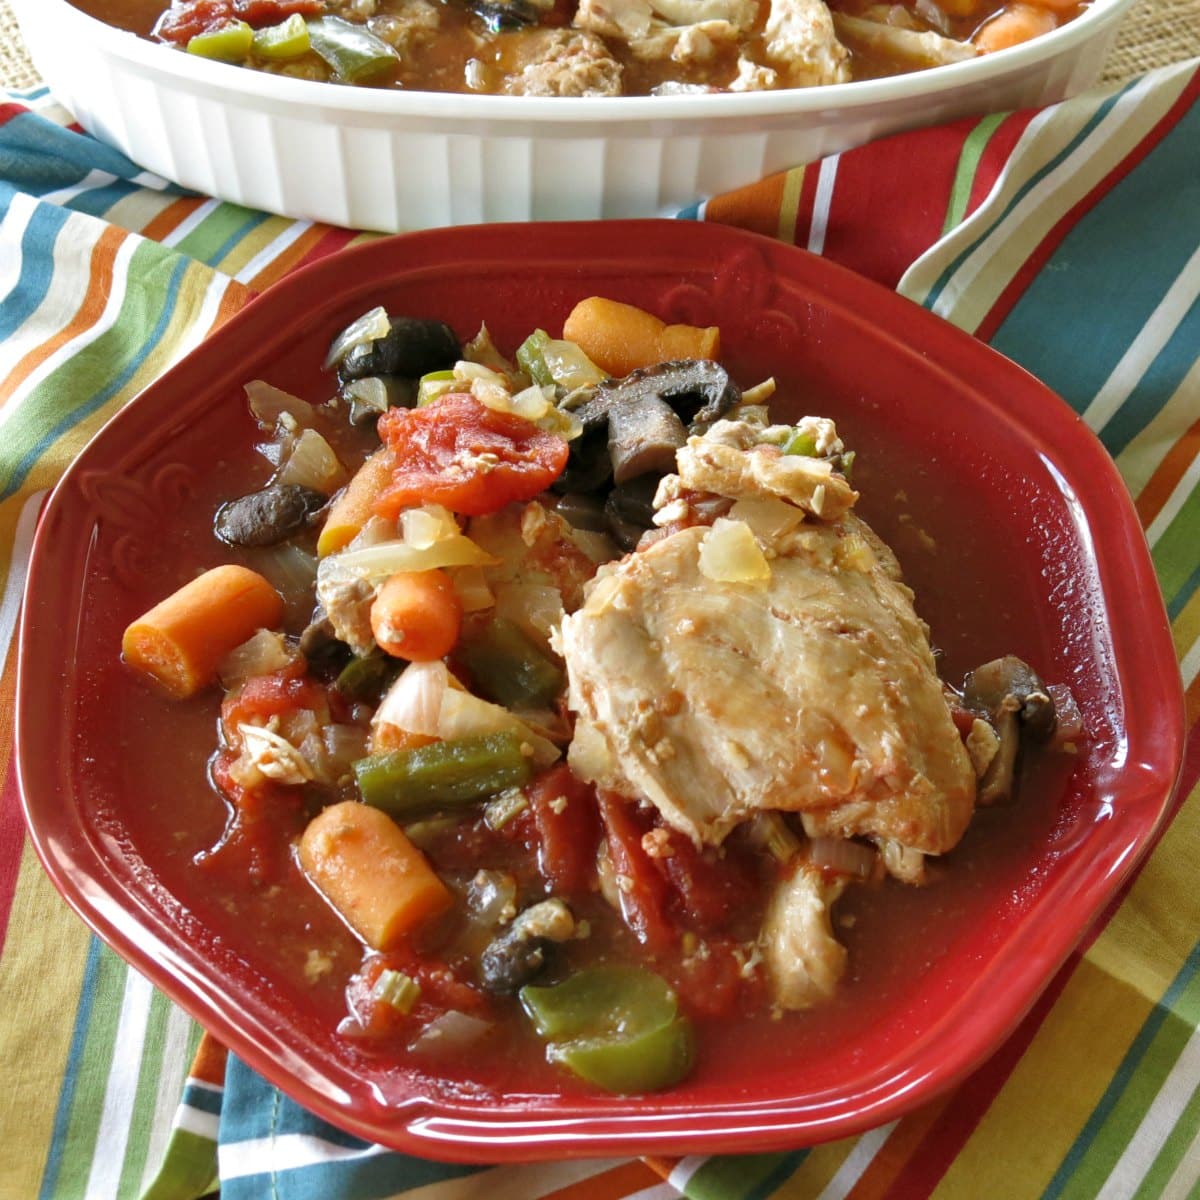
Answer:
xmin=561 ymin=426 xmax=975 ymax=864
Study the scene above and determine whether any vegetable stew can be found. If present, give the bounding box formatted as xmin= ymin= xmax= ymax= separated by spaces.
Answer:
xmin=119 ymin=297 xmax=1082 ymax=1096
xmin=74 ymin=0 xmax=1091 ymax=96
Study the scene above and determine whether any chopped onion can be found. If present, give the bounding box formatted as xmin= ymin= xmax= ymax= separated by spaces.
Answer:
xmin=276 ymin=428 xmax=347 ymax=496
xmin=809 ymin=836 xmax=876 ymax=879
xmin=409 ymin=1010 xmax=492 ymax=1056
xmin=341 ymin=376 xmax=390 ymax=420
xmin=400 ymin=504 xmax=460 ymax=549
xmin=451 ymin=564 xmax=495 ymax=613
xmin=245 ymin=379 xmax=317 ymax=430
xmin=728 ymin=495 xmax=806 ymax=540
xmin=493 ymin=582 xmax=564 ymax=647
xmin=437 ymin=686 xmax=560 ymax=765
xmin=699 ymin=518 xmax=771 ymax=583
xmin=320 ymin=532 xmax=499 ymax=587
xmin=372 ymin=661 xmax=448 ymax=738
xmin=217 ymin=629 xmax=297 ymax=689
xmin=322 ymin=724 xmax=371 ymax=776
xmin=540 ymin=338 xmax=606 ymax=390
xmin=324 ymin=305 xmax=390 ymax=370
xmin=466 ymin=868 xmax=518 ymax=923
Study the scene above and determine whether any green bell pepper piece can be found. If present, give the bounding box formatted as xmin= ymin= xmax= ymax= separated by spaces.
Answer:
xmin=354 ymin=730 xmax=533 ymax=819
xmin=187 ymin=20 xmax=253 ymax=62
xmin=460 ymin=619 xmax=563 ymax=710
xmin=305 ymin=16 xmax=399 ymax=84
xmin=252 ymin=13 xmax=311 ymax=59
xmin=521 ymin=966 xmax=694 ymax=1094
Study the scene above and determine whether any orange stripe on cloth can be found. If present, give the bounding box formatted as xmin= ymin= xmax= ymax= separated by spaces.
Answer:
xmin=246 ymin=224 xmax=338 ymax=292
xmin=844 ymin=1096 xmax=954 ymax=1200
xmin=704 ymin=170 xmax=792 ymax=241
xmin=188 ymin=1033 xmax=229 ymax=1088
xmin=538 ymin=1159 xmax=665 ymax=1199
xmin=140 ymin=196 xmax=211 ymax=245
xmin=0 ymin=224 xmax=126 ymax=404
xmin=1134 ymin=412 xmax=1200 ymax=530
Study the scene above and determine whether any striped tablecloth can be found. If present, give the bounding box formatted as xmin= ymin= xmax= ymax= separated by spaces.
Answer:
xmin=1 ymin=56 xmax=1198 ymax=1200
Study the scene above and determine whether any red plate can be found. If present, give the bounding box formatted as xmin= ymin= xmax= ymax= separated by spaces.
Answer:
xmin=16 ymin=220 xmax=1184 ymax=1161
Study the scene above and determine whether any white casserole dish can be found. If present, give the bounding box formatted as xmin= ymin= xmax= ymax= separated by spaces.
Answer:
xmin=14 ymin=0 xmax=1135 ymax=230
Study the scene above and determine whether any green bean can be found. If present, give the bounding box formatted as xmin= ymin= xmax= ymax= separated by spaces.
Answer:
xmin=460 ymin=619 xmax=563 ymax=710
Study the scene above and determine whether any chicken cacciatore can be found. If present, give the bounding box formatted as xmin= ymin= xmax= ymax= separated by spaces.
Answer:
xmin=77 ymin=0 xmax=1091 ymax=96
xmin=121 ymin=297 xmax=1082 ymax=1094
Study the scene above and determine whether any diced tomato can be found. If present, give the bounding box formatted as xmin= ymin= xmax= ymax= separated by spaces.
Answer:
xmin=374 ymin=394 xmax=569 ymax=518
xmin=526 ymin=763 xmax=600 ymax=897
xmin=651 ymin=825 xmax=760 ymax=935
xmin=197 ymin=750 xmax=306 ymax=885
xmin=220 ymin=665 xmax=328 ymax=740
xmin=596 ymin=791 xmax=675 ymax=951
xmin=154 ymin=0 xmax=323 ymax=44
xmin=668 ymin=936 xmax=764 ymax=1021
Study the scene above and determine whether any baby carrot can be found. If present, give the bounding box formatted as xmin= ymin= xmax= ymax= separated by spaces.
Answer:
xmin=562 ymin=297 xmax=719 ymax=378
xmin=973 ymin=4 xmax=1057 ymax=52
xmin=122 ymin=564 xmax=285 ymax=699
xmin=299 ymin=800 xmax=453 ymax=950
xmin=317 ymin=447 xmax=394 ymax=557
xmin=370 ymin=568 xmax=462 ymax=661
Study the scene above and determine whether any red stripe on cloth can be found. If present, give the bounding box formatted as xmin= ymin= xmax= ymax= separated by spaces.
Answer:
xmin=289 ymin=226 xmax=360 ymax=274
xmin=539 ymin=1159 xmax=666 ymax=1199
xmin=966 ymin=109 xmax=1040 ymax=218
xmin=0 ymin=759 xmax=28 ymax=952
xmin=819 ymin=120 xmax=977 ymax=288
xmin=0 ymin=101 xmax=30 ymax=127
xmin=975 ymin=69 xmax=1200 ymax=342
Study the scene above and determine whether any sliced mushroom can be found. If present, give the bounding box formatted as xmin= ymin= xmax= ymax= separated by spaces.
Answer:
xmin=214 ymin=483 xmax=326 ymax=548
xmin=478 ymin=898 xmax=575 ymax=994
xmin=591 ymin=359 xmax=742 ymax=432
xmin=336 ymin=317 xmax=461 ymax=386
xmin=963 ymin=655 xmax=1058 ymax=804
xmin=608 ymin=397 xmax=688 ymax=484
xmin=604 ymin=476 xmax=660 ymax=550
xmin=460 ymin=0 xmax=543 ymax=30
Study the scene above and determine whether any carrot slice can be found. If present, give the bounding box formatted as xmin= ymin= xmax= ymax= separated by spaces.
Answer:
xmin=562 ymin=297 xmax=719 ymax=378
xmin=318 ymin=447 xmax=394 ymax=557
xmin=299 ymin=800 xmax=453 ymax=950
xmin=121 ymin=564 xmax=285 ymax=699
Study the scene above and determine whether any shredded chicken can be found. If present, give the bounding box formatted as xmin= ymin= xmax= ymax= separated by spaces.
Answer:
xmin=832 ymin=12 xmax=977 ymax=67
xmin=762 ymin=0 xmax=852 ymax=86
xmin=574 ymin=0 xmax=755 ymax=63
xmin=759 ymin=862 xmax=849 ymax=1008
xmin=503 ymin=29 xmax=625 ymax=96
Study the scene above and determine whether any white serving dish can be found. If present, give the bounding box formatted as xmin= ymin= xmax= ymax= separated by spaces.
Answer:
xmin=15 ymin=0 xmax=1135 ymax=231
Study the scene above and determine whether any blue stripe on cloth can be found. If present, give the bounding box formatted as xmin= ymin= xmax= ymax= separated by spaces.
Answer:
xmin=36 ymin=937 xmax=105 ymax=1200
xmin=0 ymin=197 xmax=70 ymax=341
xmin=180 ymin=1081 xmax=225 ymax=1118
xmin=987 ymin=94 xmax=1200 ymax=441
xmin=0 ymin=108 xmax=147 ymax=191
xmin=1042 ymin=937 xmax=1200 ymax=1200
xmin=219 ymin=1056 xmax=483 ymax=1200
xmin=920 ymin=79 xmax=1137 ymax=315
xmin=0 ymin=245 xmax=192 ymax=502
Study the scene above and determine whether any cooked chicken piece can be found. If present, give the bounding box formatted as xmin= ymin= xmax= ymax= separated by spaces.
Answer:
xmin=759 ymin=861 xmax=849 ymax=1008
xmin=562 ymin=423 xmax=975 ymax=870
xmin=832 ymin=13 xmax=977 ymax=68
xmin=503 ymin=29 xmax=625 ymax=96
xmin=762 ymin=0 xmax=851 ymax=86
xmin=574 ymin=0 xmax=754 ymax=62
xmin=654 ymin=422 xmax=859 ymax=522
xmin=366 ymin=0 xmax=442 ymax=56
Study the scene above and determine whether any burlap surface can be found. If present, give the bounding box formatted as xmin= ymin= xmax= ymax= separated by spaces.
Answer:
xmin=0 ymin=2 xmax=1196 ymax=106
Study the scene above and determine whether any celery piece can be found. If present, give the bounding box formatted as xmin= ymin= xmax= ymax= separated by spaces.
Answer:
xmin=459 ymin=619 xmax=563 ymax=710
xmin=373 ymin=969 xmax=421 ymax=1014
xmin=521 ymin=966 xmax=694 ymax=1094
xmin=417 ymin=369 xmax=457 ymax=407
xmin=305 ymin=16 xmax=399 ymax=84
xmin=187 ymin=20 xmax=253 ymax=62
xmin=782 ymin=428 xmax=819 ymax=457
xmin=354 ymin=730 xmax=533 ymax=818
xmin=516 ymin=330 xmax=555 ymax=388
xmin=252 ymin=14 xmax=311 ymax=59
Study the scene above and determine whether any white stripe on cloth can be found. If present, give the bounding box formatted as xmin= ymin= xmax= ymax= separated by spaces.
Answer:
xmin=140 ymin=1006 xmax=204 ymax=1193
xmin=83 ymin=967 xmax=156 ymax=1200
xmin=158 ymin=197 xmax=223 ymax=249
xmin=1178 ymin=632 xmax=1200 ymax=696
xmin=0 ymin=211 xmax=142 ymax=424
xmin=175 ymin=1105 xmax=221 ymax=1141
xmin=36 ymin=167 xmax=130 ymax=210
xmin=1083 ymin=242 xmax=1200 ymax=437
xmin=219 ymin=1132 xmax=397 ymax=1178
xmin=1116 ymin=354 xmax=1200 ymax=501
xmin=1094 ymin=1025 xmax=1200 ymax=1200
xmin=667 ymin=1155 xmax=710 ymax=1191
xmin=624 ymin=1184 xmax=685 ymax=1199
xmin=0 ymin=191 xmax=36 ymax=303
xmin=1146 ymin=416 xmax=1200 ymax=548
xmin=0 ymin=488 xmax=45 ymax=676
xmin=232 ymin=217 xmax=315 ymax=286
xmin=814 ymin=1121 xmax=897 ymax=1200
xmin=806 ymin=155 xmax=840 ymax=256
xmin=1159 ymin=1117 xmax=1200 ymax=1200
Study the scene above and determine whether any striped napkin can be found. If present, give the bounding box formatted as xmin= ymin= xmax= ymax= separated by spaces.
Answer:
xmin=1 ymin=55 xmax=1198 ymax=1200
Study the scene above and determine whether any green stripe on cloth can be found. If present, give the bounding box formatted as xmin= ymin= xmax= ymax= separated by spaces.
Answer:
xmin=1151 ymin=490 xmax=1200 ymax=617
xmin=1131 ymin=1066 xmax=1200 ymax=1200
xmin=171 ymin=202 xmax=274 ymax=268
xmin=50 ymin=945 xmax=132 ymax=1198
xmin=681 ymin=1150 xmax=809 ymax=1200
xmin=140 ymin=1128 xmax=220 ymax=1200
xmin=942 ymin=112 xmax=1008 ymax=235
